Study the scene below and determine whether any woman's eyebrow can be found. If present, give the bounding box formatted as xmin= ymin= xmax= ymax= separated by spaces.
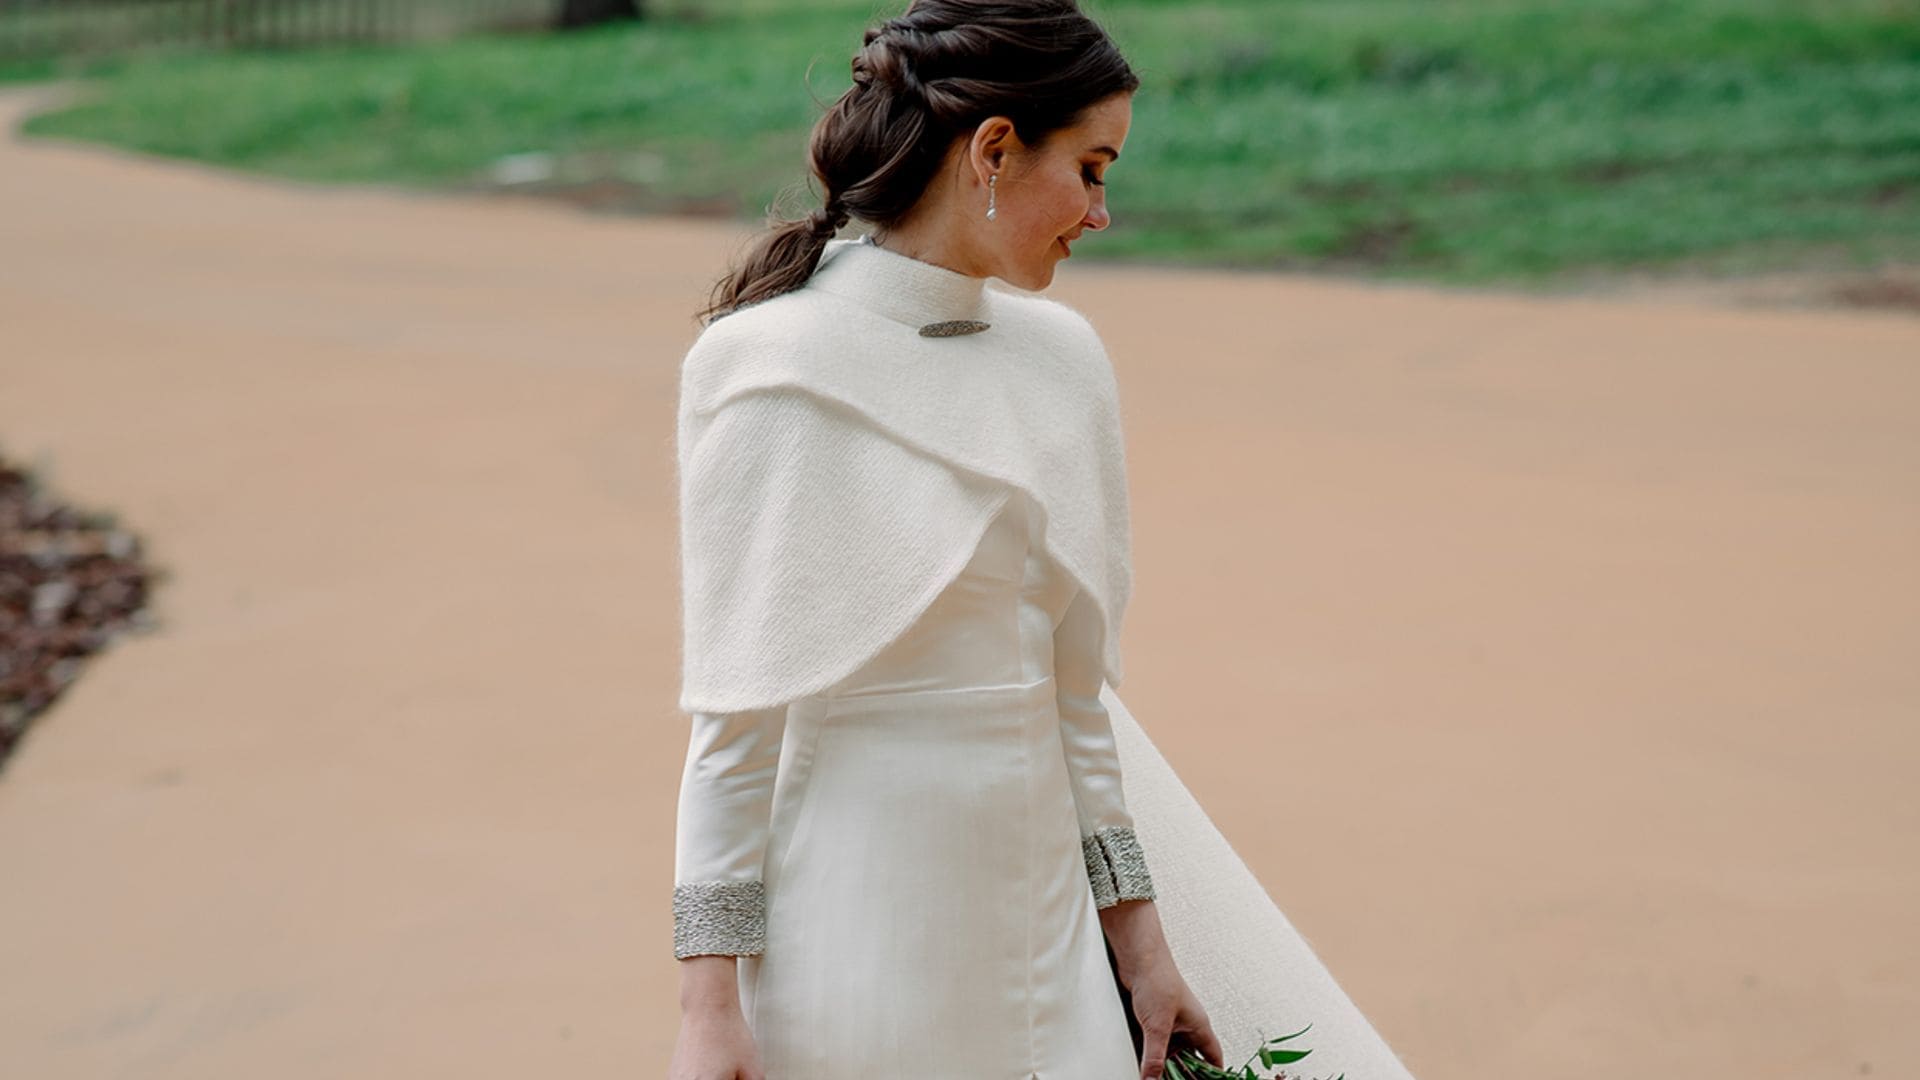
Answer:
xmin=1091 ymin=146 xmax=1120 ymax=162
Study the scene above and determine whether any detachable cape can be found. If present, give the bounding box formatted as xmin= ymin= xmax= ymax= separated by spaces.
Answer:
xmin=675 ymin=236 xmax=1420 ymax=1076
xmin=677 ymin=239 xmax=1128 ymax=714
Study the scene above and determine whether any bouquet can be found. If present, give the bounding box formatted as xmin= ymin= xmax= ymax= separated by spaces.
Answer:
xmin=1103 ymin=929 xmax=1344 ymax=1079
xmin=1162 ymin=1022 xmax=1344 ymax=1080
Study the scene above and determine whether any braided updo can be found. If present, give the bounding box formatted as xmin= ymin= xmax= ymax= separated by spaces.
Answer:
xmin=696 ymin=0 xmax=1138 ymax=326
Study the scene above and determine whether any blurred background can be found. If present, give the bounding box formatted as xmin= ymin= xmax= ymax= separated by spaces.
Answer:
xmin=1 ymin=3 xmax=1915 ymax=1080
xmin=2 ymin=0 xmax=1917 ymax=294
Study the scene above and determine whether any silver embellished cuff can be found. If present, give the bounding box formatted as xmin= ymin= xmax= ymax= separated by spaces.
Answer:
xmin=1081 ymin=833 xmax=1118 ymax=908
xmin=673 ymin=879 xmax=767 ymax=958
xmin=1083 ymin=825 xmax=1155 ymax=908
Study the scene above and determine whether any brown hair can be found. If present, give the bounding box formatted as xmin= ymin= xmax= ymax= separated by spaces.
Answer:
xmin=695 ymin=0 xmax=1139 ymax=327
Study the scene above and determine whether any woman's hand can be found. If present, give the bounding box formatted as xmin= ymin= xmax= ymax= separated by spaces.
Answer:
xmin=669 ymin=957 xmax=766 ymax=1080
xmin=1101 ymin=900 xmax=1224 ymax=1080
xmin=667 ymin=1000 xmax=764 ymax=1080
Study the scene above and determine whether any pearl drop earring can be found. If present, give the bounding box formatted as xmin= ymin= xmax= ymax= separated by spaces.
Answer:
xmin=985 ymin=173 xmax=998 ymax=221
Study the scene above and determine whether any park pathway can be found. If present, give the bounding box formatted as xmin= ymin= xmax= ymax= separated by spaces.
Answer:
xmin=3 ymin=82 xmax=1917 ymax=1080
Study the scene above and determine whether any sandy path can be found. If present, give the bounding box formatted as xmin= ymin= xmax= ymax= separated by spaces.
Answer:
xmin=2 ymin=83 xmax=1915 ymax=1079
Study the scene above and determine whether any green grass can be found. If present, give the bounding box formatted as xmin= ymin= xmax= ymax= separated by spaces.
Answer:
xmin=8 ymin=0 xmax=1920 ymax=286
xmin=0 ymin=54 xmax=121 ymax=84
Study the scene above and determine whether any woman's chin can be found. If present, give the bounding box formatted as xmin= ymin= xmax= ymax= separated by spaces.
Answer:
xmin=1015 ymin=262 xmax=1058 ymax=291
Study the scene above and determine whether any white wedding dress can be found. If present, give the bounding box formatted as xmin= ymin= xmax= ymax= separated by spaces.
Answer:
xmin=675 ymin=482 xmax=1145 ymax=1079
xmin=673 ymin=236 xmax=1425 ymax=1080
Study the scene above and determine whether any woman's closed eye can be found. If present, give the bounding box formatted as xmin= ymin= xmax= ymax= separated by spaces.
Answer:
xmin=1083 ymin=168 xmax=1106 ymax=187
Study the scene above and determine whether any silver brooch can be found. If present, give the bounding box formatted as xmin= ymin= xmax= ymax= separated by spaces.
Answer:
xmin=919 ymin=319 xmax=992 ymax=337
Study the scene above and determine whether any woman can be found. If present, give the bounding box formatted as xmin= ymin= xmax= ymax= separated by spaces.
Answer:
xmin=669 ymin=3 xmax=1422 ymax=1079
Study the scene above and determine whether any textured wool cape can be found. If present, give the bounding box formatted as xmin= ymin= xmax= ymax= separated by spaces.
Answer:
xmin=676 ymin=236 xmax=1420 ymax=1076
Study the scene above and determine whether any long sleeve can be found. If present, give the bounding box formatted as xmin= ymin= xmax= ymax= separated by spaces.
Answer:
xmin=671 ymin=703 xmax=788 ymax=959
xmin=1054 ymin=588 xmax=1155 ymax=909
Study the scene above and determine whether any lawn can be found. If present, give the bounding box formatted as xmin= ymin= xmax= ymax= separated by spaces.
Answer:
xmin=8 ymin=0 xmax=1919 ymax=286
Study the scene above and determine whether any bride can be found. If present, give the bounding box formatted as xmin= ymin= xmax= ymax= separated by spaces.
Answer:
xmin=666 ymin=3 xmax=1422 ymax=1079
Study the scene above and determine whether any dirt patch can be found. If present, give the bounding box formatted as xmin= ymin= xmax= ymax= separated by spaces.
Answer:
xmin=0 ymin=455 xmax=160 ymax=773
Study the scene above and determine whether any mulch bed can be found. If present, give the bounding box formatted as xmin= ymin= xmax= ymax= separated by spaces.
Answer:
xmin=0 ymin=452 xmax=160 ymax=774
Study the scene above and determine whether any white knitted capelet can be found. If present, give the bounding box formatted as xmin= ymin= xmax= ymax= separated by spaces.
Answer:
xmin=675 ymin=235 xmax=1130 ymax=714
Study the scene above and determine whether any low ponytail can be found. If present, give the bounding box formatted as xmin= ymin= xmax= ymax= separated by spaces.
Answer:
xmin=697 ymin=196 xmax=851 ymax=327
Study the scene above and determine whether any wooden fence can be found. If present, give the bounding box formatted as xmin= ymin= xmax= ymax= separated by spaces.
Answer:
xmin=0 ymin=0 xmax=592 ymax=61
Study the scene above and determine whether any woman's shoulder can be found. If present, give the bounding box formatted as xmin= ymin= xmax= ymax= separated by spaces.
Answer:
xmin=680 ymin=277 xmax=1119 ymax=414
xmin=686 ymin=287 xmax=840 ymax=362
xmin=678 ymin=289 xmax=844 ymax=403
xmin=989 ymin=284 xmax=1101 ymax=340
xmin=691 ymin=274 xmax=1108 ymax=355
xmin=989 ymin=288 xmax=1120 ymax=394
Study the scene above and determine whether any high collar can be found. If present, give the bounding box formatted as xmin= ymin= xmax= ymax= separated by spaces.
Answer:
xmin=806 ymin=234 xmax=992 ymax=330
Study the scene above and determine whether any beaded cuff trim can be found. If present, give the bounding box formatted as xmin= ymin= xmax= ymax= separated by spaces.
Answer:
xmin=1083 ymin=825 xmax=1155 ymax=909
xmin=672 ymin=879 xmax=767 ymax=959
xmin=1081 ymin=834 xmax=1119 ymax=908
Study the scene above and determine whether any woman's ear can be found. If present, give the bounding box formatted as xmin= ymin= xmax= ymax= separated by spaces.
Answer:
xmin=967 ymin=116 xmax=1019 ymax=183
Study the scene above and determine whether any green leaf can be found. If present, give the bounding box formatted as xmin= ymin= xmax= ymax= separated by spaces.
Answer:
xmin=1171 ymin=1048 xmax=1220 ymax=1079
xmin=1267 ymin=1023 xmax=1314 ymax=1044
